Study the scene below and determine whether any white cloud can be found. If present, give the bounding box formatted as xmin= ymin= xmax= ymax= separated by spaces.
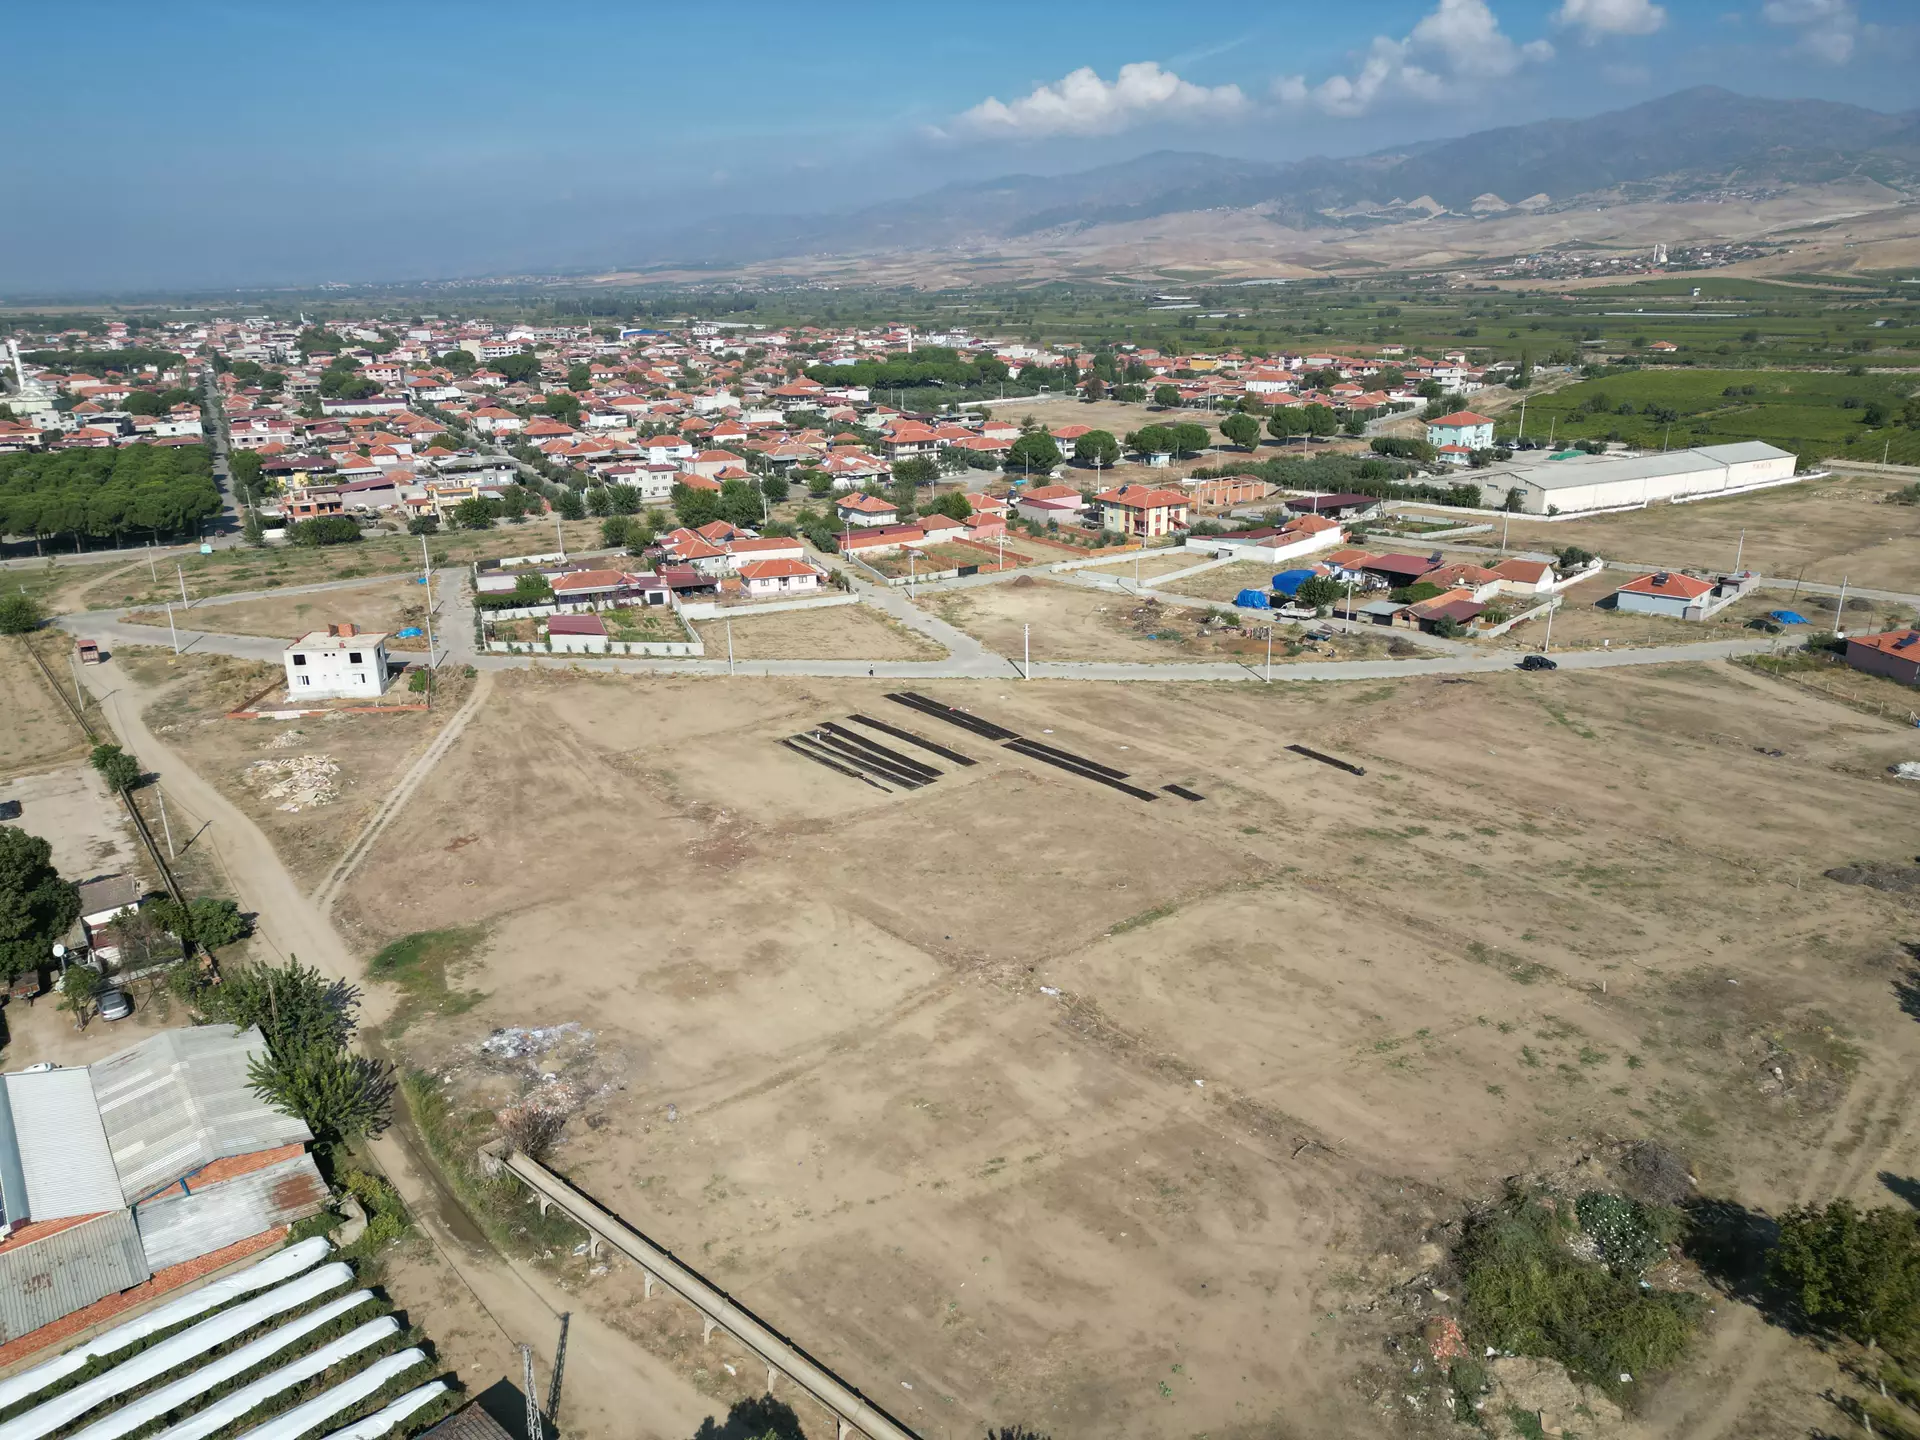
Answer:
xmin=1762 ymin=0 xmax=1858 ymax=62
xmin=1275 ymin=0 xmax=1554 ymax=117
xmin=1554 ymin=0 xmax=1668 ymax=40
xmin=950 ymin=62 xmax=1249 ymax=139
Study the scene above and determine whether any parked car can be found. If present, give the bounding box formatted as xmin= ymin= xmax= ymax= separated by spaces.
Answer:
xmin=1518 ymin=654 xmax=1559 ymax=671
xmin=96 ymin=988 xmax=133 ymax=1021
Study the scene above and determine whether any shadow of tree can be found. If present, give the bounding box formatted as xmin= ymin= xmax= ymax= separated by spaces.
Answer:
xmin=1894 ymin=945 xmax=1920 ymax=1024
xmin=692 ymin=1396 xmax=808 ymax=1440
xmin=1683 ymin=1195 xmax=1791 ymax=1327
xmin=1882 ymin=1171 xmax=1920 ymax=1210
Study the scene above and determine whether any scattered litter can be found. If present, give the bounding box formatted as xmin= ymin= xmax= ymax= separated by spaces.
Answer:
xmin=722 ymin=1363 xmax=736 ymax=1377
xmin=1042 ymin=729 xmax=1053 ymax=734
xmin=1893 ymin=761 xmax=1920 ymax=780
xmin=1039 ymin=986 xmax=1060 ymax=997
xmin=901 ymin=1382 xmax=913 ymax=1391
xmin=267 ymin=728 xmax=304 ymax=749
xmin=665 ymin=1103 xmax=679 ymax=1122
xmin=1619 ymin=1373 xmax=1633 ymax=1383
xmin=590 ymin=1264 xmax=608 ymax=1276
xmin=245 ymin=754 xmax=340 ymax=811
xmin=481 ymin=1023 xmax=587 ymax=1059
xmin=1194 ymin=1079 xmax=1205 ymax=1088
xmin=572 ymin=1241 xmax=590 ymax=1257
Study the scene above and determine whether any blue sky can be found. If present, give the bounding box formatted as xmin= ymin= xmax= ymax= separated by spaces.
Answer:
xmin=4 ymin=0 xmax=1914 ymax=293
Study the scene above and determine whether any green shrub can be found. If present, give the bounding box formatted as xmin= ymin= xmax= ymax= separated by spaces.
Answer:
xmin=1460 ymin=1191 xmax=1702 ymax=1393
xmin=1576 ymin=1191 xmax=1675 ymax=1277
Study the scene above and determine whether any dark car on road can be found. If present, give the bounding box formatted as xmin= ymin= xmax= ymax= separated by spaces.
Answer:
xmin=1518 ymin=654 xmax=1558 ymax=671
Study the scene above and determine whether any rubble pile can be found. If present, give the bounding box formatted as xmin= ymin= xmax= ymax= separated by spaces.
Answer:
xmin=245 ymin=753 xmax=340 ymax=811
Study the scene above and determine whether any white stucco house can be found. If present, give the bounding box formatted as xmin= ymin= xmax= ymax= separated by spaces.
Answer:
xmin=284 ymin=623 xmax=390 ymax=699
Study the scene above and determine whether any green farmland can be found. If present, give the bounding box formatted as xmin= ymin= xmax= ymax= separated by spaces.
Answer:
xmin=1496 ymin=368 xmax=1920 ymax=465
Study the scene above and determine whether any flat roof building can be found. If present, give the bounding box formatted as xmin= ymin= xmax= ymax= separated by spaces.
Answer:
xmin=1479 ymin=442 xmax=1795 ymax=515
xmin=284 ymin=622 xmax=389 ymax=700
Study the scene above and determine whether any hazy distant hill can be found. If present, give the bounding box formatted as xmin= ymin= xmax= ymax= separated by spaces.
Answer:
xmin=648 ymin=88 xmax=1920 ymax=265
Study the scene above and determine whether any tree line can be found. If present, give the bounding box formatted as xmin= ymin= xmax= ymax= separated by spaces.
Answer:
xmin=0 ymin=443 xmax=221 ymax=546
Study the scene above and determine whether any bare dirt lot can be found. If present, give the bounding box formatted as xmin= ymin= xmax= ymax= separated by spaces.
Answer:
xmin=690 ymin=603 xmax=946 ymax=662
xmin=0 ymin=635 xmax=92 ymax=779
xmin=1407 ymin=474 xmax=1920 ymax=592
xmin=327 ymin=661 xmax=1920 ymax=1440
xmin=128 ymin=575 xmax=434 ymax=650
xmin=130 ymin=650 xmax=476 ymax=891
xmin=918 ymin=577 xmax=1394 ymax=663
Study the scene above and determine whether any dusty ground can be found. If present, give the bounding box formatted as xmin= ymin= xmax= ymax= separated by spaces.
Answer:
xmin=690 ymin=604 xmax=946 ymax=662
xmin=131 ymin=650 xmax=476 ymax=891
xmin=1406 ymin=474 xmax=1920 ymax=592
xmin=129 ymin=575 xmax=433 ymax=650
xmin=323 ymin=659 xmax=1920 ymax=1440
xmin=0 ymin=764 xmax=143 ymax=886
xmin=918 ymin=578 xmax=1391 ymax=664
xmin=1157 ymin=560 xmax=1297 ymax=603
xmin=1074 ymin=550 xmax=1209 ymax=583
xmin=0 ymin=636 xmax=93 ymax=779
xmin=1496 ymin=579 xmax=1816 ymax=653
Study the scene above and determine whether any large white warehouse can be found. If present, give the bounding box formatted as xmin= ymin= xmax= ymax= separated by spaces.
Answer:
xmin=1480 ymin=442 xmax=1797 ymax=515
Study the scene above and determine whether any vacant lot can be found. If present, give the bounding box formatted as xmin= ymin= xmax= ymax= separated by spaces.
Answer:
xmin=79 ymin=519 xmax=613 ymax=611
xmin=129 ymin=575 xmax=433 ymax=649
xmin=1407 ymin=473 xmax=1920 ymax=592
xmin=133 ymin=650 xmax=475 ymax=890
xmin=690 ymin=603 xmax=946 ymax=661
xmin=0 ymin=635 xmax=91 ymax=778
xmin=329 ymin=660 xmax=1920 ymax=1439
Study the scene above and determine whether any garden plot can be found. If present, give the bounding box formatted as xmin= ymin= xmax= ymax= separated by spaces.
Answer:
xmin=690 ymin=604 xmax=945 ymax=661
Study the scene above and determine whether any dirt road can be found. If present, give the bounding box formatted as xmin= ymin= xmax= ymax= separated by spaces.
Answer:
xmin=78 ymin=656 xmax=719 ymax=1440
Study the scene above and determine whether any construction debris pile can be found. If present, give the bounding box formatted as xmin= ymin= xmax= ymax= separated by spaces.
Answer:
xmin=244 ymin=754 xmax=340 ymax=811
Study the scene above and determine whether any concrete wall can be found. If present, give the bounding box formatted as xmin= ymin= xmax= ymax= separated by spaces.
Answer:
xmin=677 ymin=594 xmax=858 ymax=621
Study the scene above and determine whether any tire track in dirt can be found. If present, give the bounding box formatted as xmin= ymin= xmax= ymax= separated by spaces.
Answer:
xmin=313 ymin=669 xmax=493 ymax=915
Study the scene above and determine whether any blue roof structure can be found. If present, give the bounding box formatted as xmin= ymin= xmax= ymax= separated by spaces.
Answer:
xmin=1767 ymin=610 xmax=1810 ymax=625
xmin=1270 ymin=569 xmax=1317 ymax=597
xmin=1233 ymin=589 xmax=1271 ymax=610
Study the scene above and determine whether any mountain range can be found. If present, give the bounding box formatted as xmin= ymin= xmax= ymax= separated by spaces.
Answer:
xmin=646 ymin=88 xmax=1920 ymax=267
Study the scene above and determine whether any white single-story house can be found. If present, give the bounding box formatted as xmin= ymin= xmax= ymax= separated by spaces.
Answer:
xmin=284 ymin=624 xmax=389 ymax=699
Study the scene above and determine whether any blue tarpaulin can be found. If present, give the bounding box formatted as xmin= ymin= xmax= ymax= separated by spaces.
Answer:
xmin=1767 ymin=609 xmax=1810 ymax=625
xmin=1270 ymin=569 xmax=1317 ymax=597
xmin=1234 ymin=589 xmax=1271 ymax=610
xmin=394 ymin=626 xmax=424 ymax=638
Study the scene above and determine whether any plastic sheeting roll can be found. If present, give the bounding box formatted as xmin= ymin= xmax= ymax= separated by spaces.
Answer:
xmin=313 ymin=1381 xmax=449 ymax=1440
xmin=65 ymin=1291 xmax=375 ymax=1440
xmin=0 ymin=1264 xmax=353 ymax=1440
xmin=143 ymin=1319 xmax=402 ymax=1440
xmin=0 ymin=1239 xmax=332 ymax=1414
xmin=231 ymin=1350 xmax=427 ymax=1440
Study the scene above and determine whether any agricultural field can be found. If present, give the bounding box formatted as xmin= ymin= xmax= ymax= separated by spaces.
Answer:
xmin=321 ymin=663 xmax=1920 ymax=1440
xmin=689 ymin=603 xmax=946 ymax=661
xmin=1442 ymin=472 xmax=1920 ymax=592
xmin=0 ymin=633 xmax=92 ymax=778
xmin=127 ymin=575 xmax=434 ymax=650
xmin=1494 ymin=367 xmax=1920 ymax=464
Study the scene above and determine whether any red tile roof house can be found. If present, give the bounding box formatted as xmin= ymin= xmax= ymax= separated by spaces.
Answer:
xmin=1398 ymin=588 xmax=1486 ymax=633
xmin=836 ymin=493 xmax=899 ymax=528
xmin=1844 ymin=628 xmax=1920 ymax=686
xmin=728 ymin=535 xmax=807 ymax=565
xmin=737 ymin=557 xmax=824 ymax=598
xmin=1095 ymin=485 xmax=1190 ymax=539
xmin=1360 ymin=553 xmax=1443 ymax=586
xmin=1011 ymin=483 xmax=1087 ymax=527
xmin=546 ymin=613 xmax=609 ymax=653
xmin=839 ymin=523 xmax=928 ymax=558
xmin=1612 ymin=569 xmax=1716 ymax=620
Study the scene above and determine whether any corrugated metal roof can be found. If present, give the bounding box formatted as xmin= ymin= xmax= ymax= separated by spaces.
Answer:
xmin=89 ymin=1026 xmax=313 ymax=1204
xmin=4 ymin=1070 xmax=124 ymax=1221
xmin=0 ymin=1209 xmax=150 ymax=1343
xmin=135 ymin=1154 xmax=328 ymax=1271
xmin=0 ymin=1083 xmax=27 ymax=1232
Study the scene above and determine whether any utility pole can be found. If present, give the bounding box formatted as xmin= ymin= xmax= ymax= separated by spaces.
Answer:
xmin=146 ymin=542 xmax=157 ymax=583
xmin=1833 ymin=574 xmax=1848 ymax=636
xmin=1516 ymin=396 xmax=1526 ymax=441
xmin=726 ymin=619 xmax=735 ymax=674
xmin=1543 ymin=600 xmax=1555 ymax=654
xmin=546 ymin=1314 xmax=570 ymax=1434
xmin=1733 ymin=528 xmax=1745 ymax=575
xmin=1265 ymin=624 xmax=1273 ymax=683
xmin=1023 ymin=622 xmax=1030 ymax=680
xmin=166 ymin=602 xmax=179 ymax=654
xmin=520 ymin=1345 xmax=543 ymax=1440
xmin=421 ymin=536 xmax=436 ymax=670
xmin=176 ymin=563 xmax=189 ymax=610
xmin=156 ymin=787 xmax=176 ymax=860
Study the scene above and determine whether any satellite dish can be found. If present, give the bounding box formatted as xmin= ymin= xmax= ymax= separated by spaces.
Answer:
xmin=51 ymin=943 xmax=66 ymax=959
